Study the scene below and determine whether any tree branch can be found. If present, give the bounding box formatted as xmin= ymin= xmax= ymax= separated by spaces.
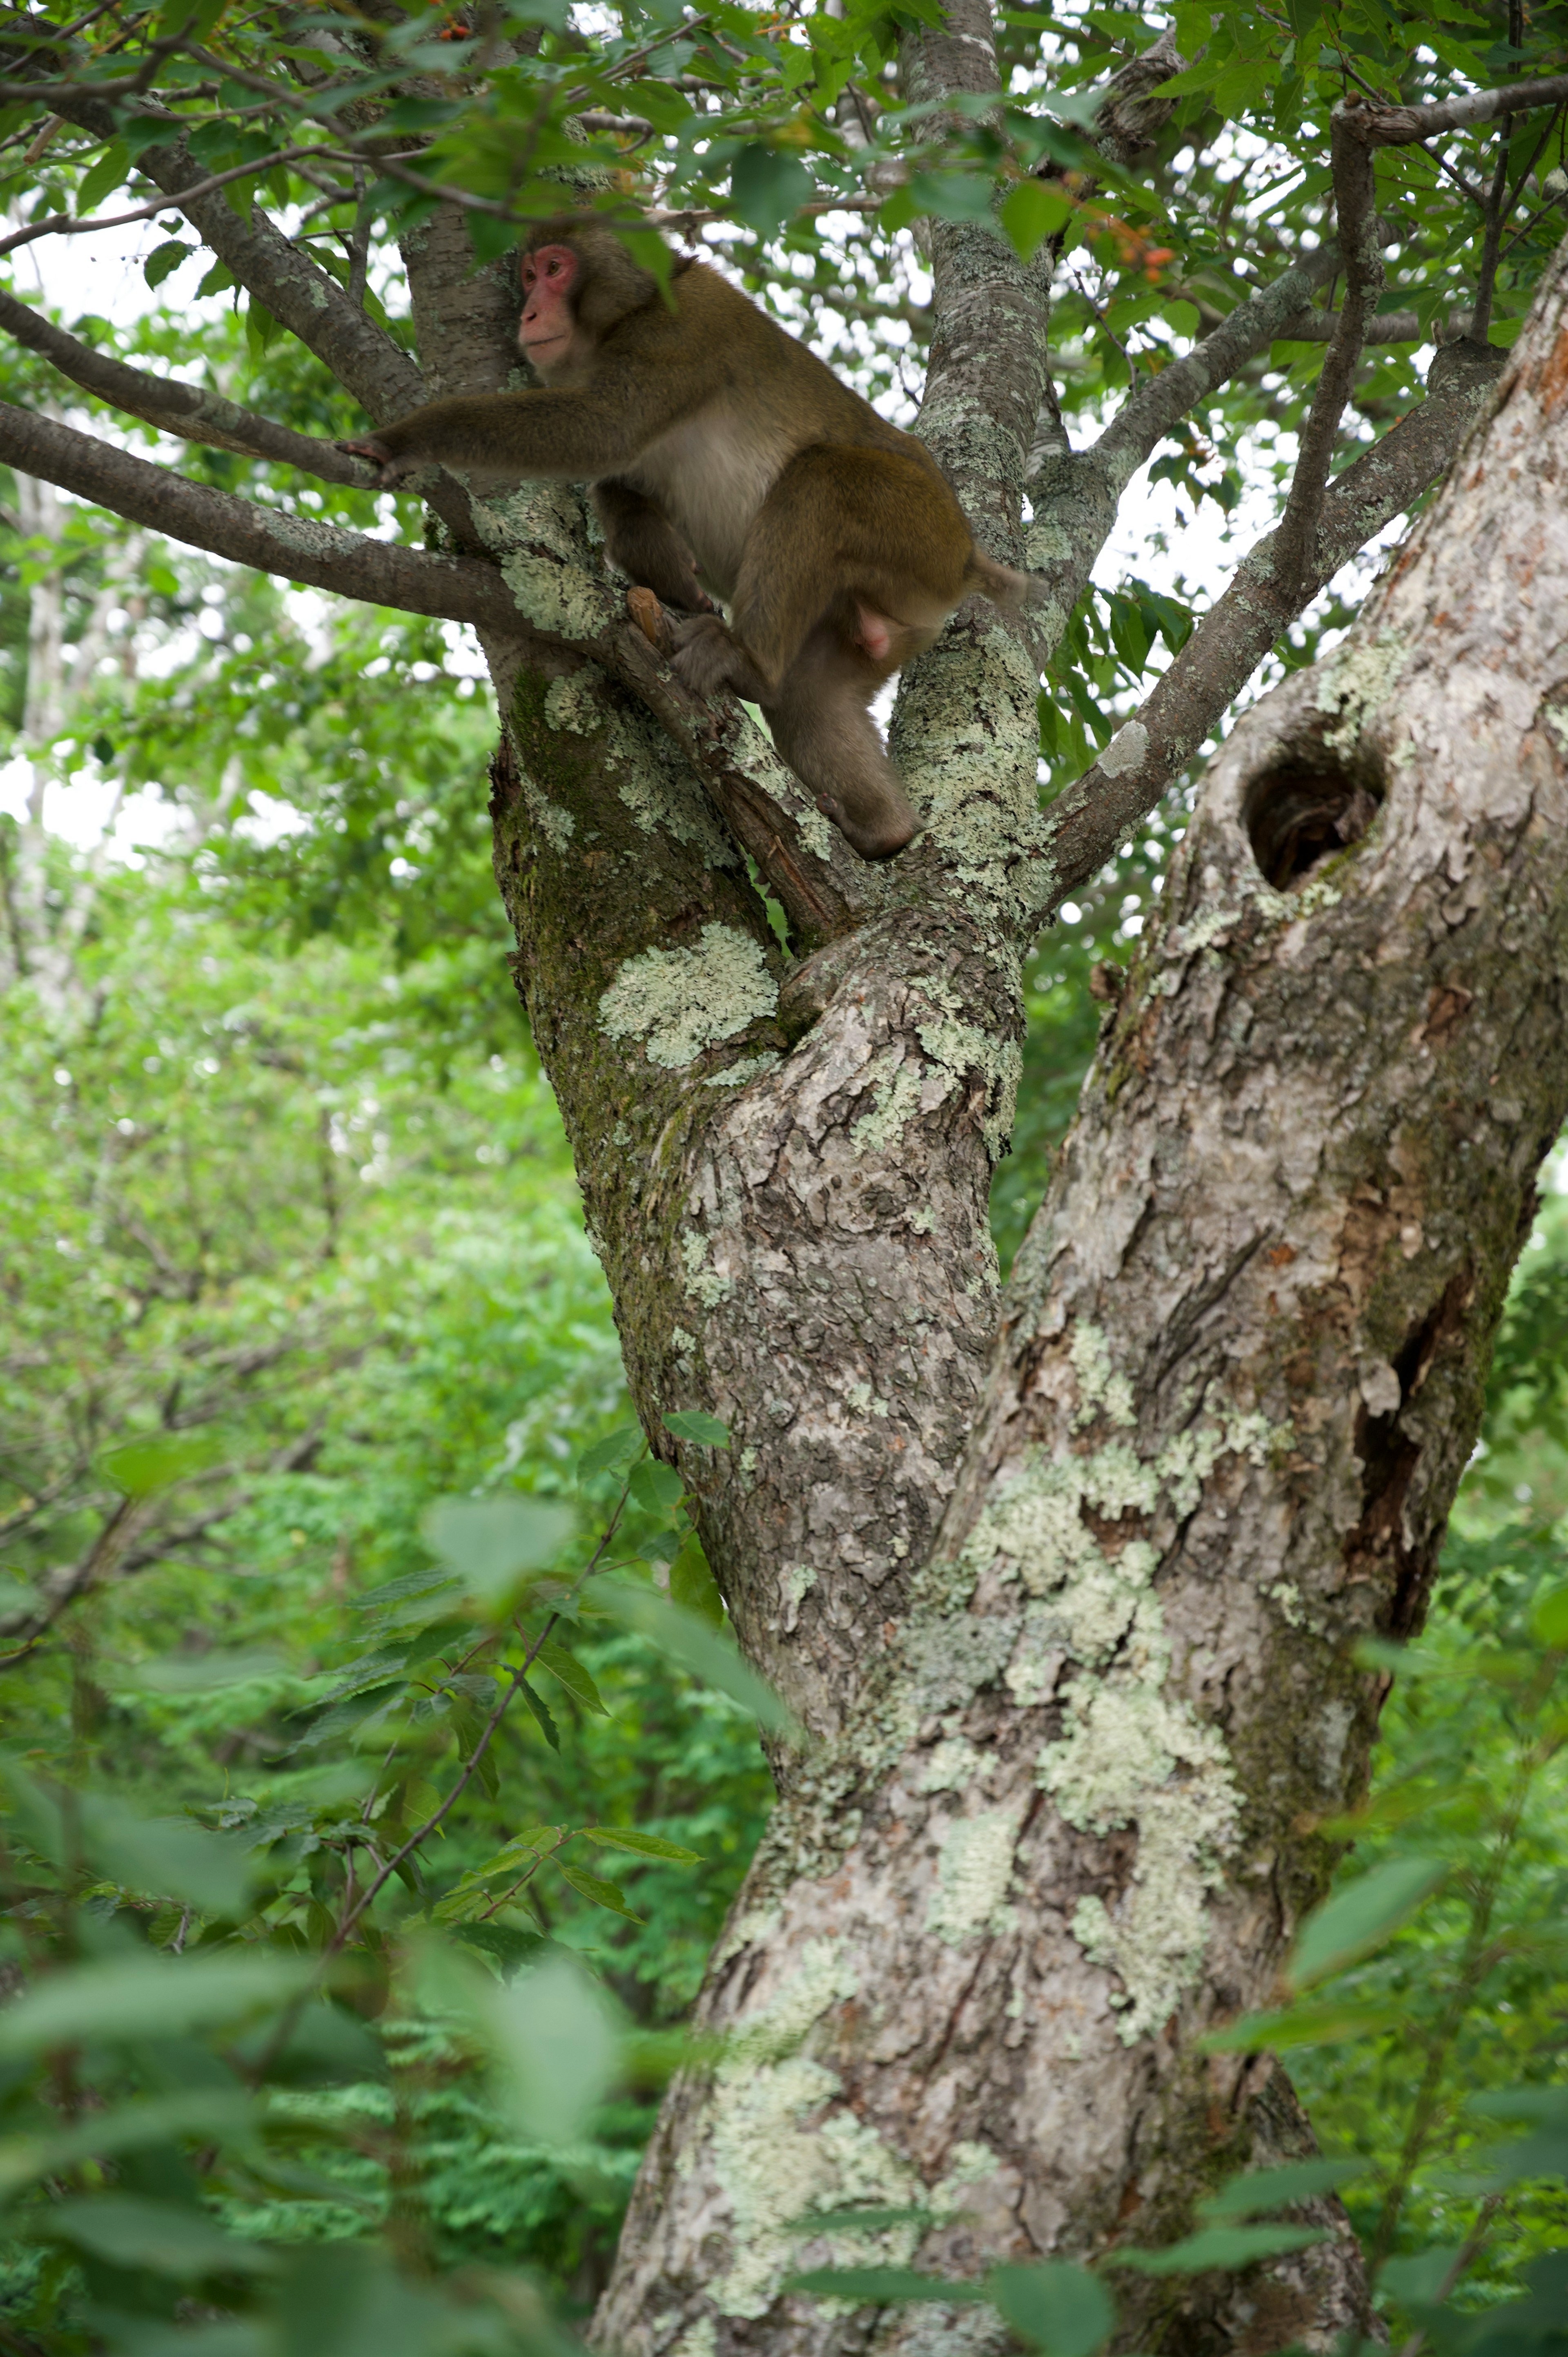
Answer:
xmin=1343 ymin=72 xmax=1568 ymax=147
xmin=0 ymin=398 xmax=530 ymax=627
xmin=1039 ymin=337 xmax=1504 ymax=899
xmin=0 ymin=285 xmax=377 ymax=484
xmin=1272 ymin=107 xmax=1383 ymax=588
xmin=44 ymin=94 xmax=425 ymax=423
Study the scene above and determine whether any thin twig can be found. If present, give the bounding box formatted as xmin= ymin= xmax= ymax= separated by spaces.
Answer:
xmin=1272 ymin=105 xmax=1383 ymax=590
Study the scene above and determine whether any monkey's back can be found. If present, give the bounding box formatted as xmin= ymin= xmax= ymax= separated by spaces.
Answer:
xmin=608 ymin=263 xmax=969 ymax=602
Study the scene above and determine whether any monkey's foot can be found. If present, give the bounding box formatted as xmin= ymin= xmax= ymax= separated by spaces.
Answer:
xmin=669 ymin=614 xmax=767 ymax=704
xmin=627 ymin=586 xmax=675 ymax=657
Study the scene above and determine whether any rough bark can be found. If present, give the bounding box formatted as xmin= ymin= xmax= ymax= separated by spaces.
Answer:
xmin=589 ymin=243 xmax=1568 ymax=2357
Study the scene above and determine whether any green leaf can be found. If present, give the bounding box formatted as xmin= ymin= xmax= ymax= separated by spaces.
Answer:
xmin=100 ymin=1428 xmax=229 ymax=1496
xmin=76 ymin=141 xmax=130 ymax=215
xmin=986 ymin=2262 xmax=1115 ymax=2357
xmin=196 ymin=259 xmax=236 ymax=300
xmin=577 ymin=1423 xmax=644 ymax=1480
xmin=999 ymin=177 xmax=1074 ymax=261
xmin=628 ymin=1459 xmax=685 ymax=1517
xmin=45 ymin=2192 xmax=277 ymax=2279
xmin=1532 ymin=1583 xmax=1568 ymax=1648
xmin=581 ymin=1826 xmax=702 ymax=1863
xmin=595 ymin=1581 xmax=799 ymax=1736
xmin=422 ymin=1492 xmax=575 ymax=1610
xmin=786 ymin=2206 xmax=936 ymax=2237
xmin=533 ymin=1635 xmax=607 ymax=1714
xmin=556 ymin=1859 xmax=644 ymax=1921
xmin=730 ymin=143 xmax=815 ymax=239
xmin=143 ymin=238 xmax=192 ymax=289
xmin=1109 ymin=2225 xmax=1327 ymax=2274
xmin=0 ymin=2089 xmax=254 ymax=2200
xmin=481 ymin=1949 xmax=620 ymax=2144
xmin=80 ymin=1794 xmax=253 ymax=1915
xmin=124 ymin=1646 xmax=291 ymax=1693
xmin=0 ymin=1951 xmax=311 ymax=2055
xmin=662 ymin=1409 xmax=732 ymax=1448
xmin=1200 ymin=1998 xmax=1402 ymax=2052
xmin=786 ymin=2267 xmax=985 ymax=2304
xmin=517 ymin=1677 xmax=561 ymax=1751
xmin=670 ymin=1537 xmax=725 ymax=1632
xmin=1289 ymin=1855 xmax=1448 ymax=1989
xmin=1199 ymin=2159 xmax=1367 ymax=2220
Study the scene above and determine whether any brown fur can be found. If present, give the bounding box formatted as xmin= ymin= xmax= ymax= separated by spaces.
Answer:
xmin=339 ymin=216 xmax=1029 ymax=861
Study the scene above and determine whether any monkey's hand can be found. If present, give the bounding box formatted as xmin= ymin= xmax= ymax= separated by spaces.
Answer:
xmin=335 ymin=435 xmax=410 ymax=488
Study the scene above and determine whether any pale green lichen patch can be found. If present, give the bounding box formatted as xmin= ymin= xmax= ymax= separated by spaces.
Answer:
xmin=953 ymin=1331 xmax=1280 ymax=2038
xmin=1069 ymin=1321 xmax=1137 ymax=1429
xmin=851 ymin=1053 xmax=925 ymax=1158
xmin=927 ymin=1808 xmax=1019 ymax=1944
xmin=682 ymin=1229 xmax=733 ymax=1309
xmin=916 ymin=1017 xmax=1023 ymax=1163
xmin=599 ymin=924 xmax=778 ymax=1069
xmin=706 ymin=1940 xmax=920 ymax=2317
xmin=1316 ymin=626 xmax=1408 ymax=756
xmin=917 ymin=1735 xmax=982 ymax=1794
xmin=780 ymin=1562 xmax=817 ymax=1633
xmin=704 ymin=1052 xmax=782 ymax=1088
xmin=543 ymin=674 xmax=601 ymax=735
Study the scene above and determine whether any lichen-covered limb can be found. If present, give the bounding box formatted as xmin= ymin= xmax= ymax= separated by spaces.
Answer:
xmin=592 ymin=236 xmax=1568 ymax=2357
xmin=1040 ymin=332 xmax=1506 ymax=900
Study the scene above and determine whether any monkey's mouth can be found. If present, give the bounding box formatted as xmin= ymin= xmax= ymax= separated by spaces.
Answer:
xmin=522 ymin=332 xmax=569 ymax=355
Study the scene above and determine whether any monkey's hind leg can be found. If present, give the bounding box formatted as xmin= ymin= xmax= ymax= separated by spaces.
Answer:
xmin=593 ymin=480 xmax=713 ymax=614
xmin=763 ymin=626 xmax=921 ymax=863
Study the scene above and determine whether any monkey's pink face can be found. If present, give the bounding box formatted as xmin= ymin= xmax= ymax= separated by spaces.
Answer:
xmin=519 ymin=244 xmax=580 ymax=374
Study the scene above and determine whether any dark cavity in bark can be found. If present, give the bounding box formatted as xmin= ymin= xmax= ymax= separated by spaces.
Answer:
xmin=1245 ymin=757 xmax=1384 ymax=888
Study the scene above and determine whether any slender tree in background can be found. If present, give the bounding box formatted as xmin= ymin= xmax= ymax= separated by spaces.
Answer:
xmin=2 ymin=2 xmax=1568 ymax=2349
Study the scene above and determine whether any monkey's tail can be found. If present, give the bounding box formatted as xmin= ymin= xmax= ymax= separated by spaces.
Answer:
xmin=962 ymin=549 xmax=1046 ymax=611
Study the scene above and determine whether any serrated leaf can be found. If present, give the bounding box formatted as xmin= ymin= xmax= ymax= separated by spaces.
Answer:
xmin=534 ymin=1635 xmax=607 ymax=1714
xmin=516 ymin=1677 xmax=561 ymax=1751
xmin=629 ymin=1458 xmax=685 ymax=1517
xmin=577 ymin=1423 xmax=645 ymax=1480
xmin=595 ymin=1582 xmax=798 ymax=1736
xmin=1109 ymin=2224 xmax=1327 ymax=2274
xmin=1000 ymin=177 xmax=1074 ymax=261
xmin=1199 ymin=2159 xmax=1366 ymax=2220
xmin=0 ymin=1951 xmax=310 ymax=2054
xmin=45 ymin=2193 xmax=277 ymax=2279
xmin=556 ymin=1859 xmax=643 ymax=1920
xmin=143 ymin=238 xmax=192 ymax=289
xmin=730 ymin=143 xmax=814 ymax=238
xmin=1290 ymin=1855 xmax=1447 ymax=1989
xmin=76 ymin=141 xmax=130 ymax=216
xmin=100 ymin=1428 xmax=229 ymax=1496
xmin=986 ymin=2262 xmax=1115 ymax=2357
xmin=1200 ymin=1998 xmax=1402 ymax=2052
xmin=0 ymin=2088 xmax=254 ymax=2201
xmin=786 ymin=2267 xmax=984 ymax=2305
xmin=581 ymin=1826 xmax=702 ymax=1863
xmin=423 ymin=1492 xmax=575 ymax=1611
xmin=662 ymin=1409 xmax=732 ymax=1447
xmin=670 ymin=1537 xmax=725 ymax=1632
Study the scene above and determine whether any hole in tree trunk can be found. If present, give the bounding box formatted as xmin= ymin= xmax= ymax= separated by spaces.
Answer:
xmin=1245 ymin=760 xmax=1382 ymax=890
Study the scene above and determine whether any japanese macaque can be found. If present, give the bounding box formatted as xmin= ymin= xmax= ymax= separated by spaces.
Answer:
xmin=338 ymin=216 xmax=1030 ymax=861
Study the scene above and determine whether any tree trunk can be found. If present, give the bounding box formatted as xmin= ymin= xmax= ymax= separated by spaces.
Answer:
xmin=570 ymin=250 xmax=1568 ymax=2357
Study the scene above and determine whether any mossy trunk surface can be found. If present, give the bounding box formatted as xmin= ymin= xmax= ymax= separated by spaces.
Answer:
xmin=401 ymin=146 xmax=1568 ymax=2357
